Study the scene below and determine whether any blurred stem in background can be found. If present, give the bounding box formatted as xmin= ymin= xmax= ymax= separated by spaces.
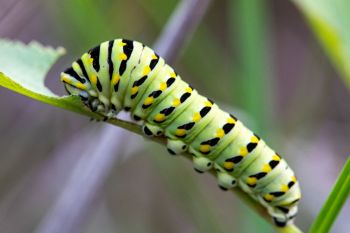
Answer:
xmin=308 ymin=157 xmax=350 ymax=233
xmin=230 ymin=0 xmax=274 ymax=232
xmin=154 ymin=0 xmax=212 ymax=63
xmin=230 ymin=0 xmax=273 ymax=134
xmin=58 ymin=0 xmax=113 ymax=49
xmin=138 ymin=0 xmax=235 ymax=102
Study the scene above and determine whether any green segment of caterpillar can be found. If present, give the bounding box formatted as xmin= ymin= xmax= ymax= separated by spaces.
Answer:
xmin=61 ymin=39 xmax=301 ymax=227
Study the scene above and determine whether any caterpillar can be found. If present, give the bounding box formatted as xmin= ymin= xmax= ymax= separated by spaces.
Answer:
xmin=60 ymin=39 xmax=301 ymax=227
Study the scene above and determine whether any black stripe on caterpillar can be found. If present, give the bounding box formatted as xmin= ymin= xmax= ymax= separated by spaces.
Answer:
xmin=60 ymin=39 xmax=301 ymax=227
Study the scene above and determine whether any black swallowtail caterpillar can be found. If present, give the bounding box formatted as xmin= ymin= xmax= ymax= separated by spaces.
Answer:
xmin=61 ymin=39 xmax=301 ymax=227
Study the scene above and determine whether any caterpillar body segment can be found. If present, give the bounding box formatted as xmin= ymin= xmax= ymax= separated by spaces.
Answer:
xmin=61 ymin=39 xmax=301 ymax=227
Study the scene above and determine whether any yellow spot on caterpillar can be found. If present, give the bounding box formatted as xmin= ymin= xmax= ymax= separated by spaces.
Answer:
xmin=185 ymin=87 xmax=192 ymax=93
xmin=205 ymin=101 xmax=213 ymax=107
xmin=175 ymin=129 xmax=186 ymax=137
xmin=170 ymin=71 xmax=176 ymax=77
xmin=216 ymin=128 xmax=225 ymax=138
xmin=262 ymin=164 xmax=272 ymax=173
xmin=273 ymin=154 xmax=281 ymax=161
xmin=143 ymin=66 xmax=151 ymax=75
xmin=61 ymin=76 xmax=72 ymax=84
xmin=112 ymin=74 xmax=120 ymax=85
xmin=131 ymin=86 xmax=138 ymax=95
xmin=118 ymin=41 xmax=126 ymax=47
xmin=88 ymin=58 xmax=94 ymax=64
xmin=151 ymin=54 xmax=158 ymax=59
xmin=240 ymin=147 xmax=248 ymax=156
xmin=247 ymin=177 xmax=257 ymax=186
xmin=75 ymin=82 xmax=87 ymax=90
xmin=159 ymin=82 xmax=167 ymax=91
xmin=144 ymin=96 xmax=154 ymax=105
xmin=172 ymin=98 xmax=181 ymax=107
xmin=223 ymin=161 xmax=234 ymax=170
xmin=90 ymin=74 xmax=97 ymax=85
xmin=227 ymin=117 xmax=236 ymax=124
xmin=154 ymin=113 xmax=165 ymax=122
xmin=264 ymin=194 xmax=274 ymax=201
xmin=193 ymin=112 xmax=201 ymax=122
xmin=199 ymin=145 xmax=211 ymax=153
xmin=281 ymin=184 xmax=289 ymax=192
xmin=251 ymin=135 xmax=259 ymax=143
xmin=119 ymin=53 xmax=127 ymax=60
xmin=292 ymin=176 xmax=297 ymax=183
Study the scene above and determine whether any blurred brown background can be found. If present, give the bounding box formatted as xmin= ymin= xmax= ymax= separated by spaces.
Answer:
xmin=0 ymin=0 xmax=350 ymax=232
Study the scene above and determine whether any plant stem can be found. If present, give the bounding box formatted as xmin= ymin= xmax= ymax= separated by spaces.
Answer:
xmin=308 ymin=157 xmax=350 ymax=233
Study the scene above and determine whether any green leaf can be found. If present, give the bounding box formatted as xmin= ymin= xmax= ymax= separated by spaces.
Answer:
xmin=0 ymin=39 xmax=143 ymax=133
xmin=292 ymin=0 xmax=350 ymax=89
xmin=0 ymin=39 xmax=99 ymax=117
xmin=308 ymin=157 xmax=350 ymax=233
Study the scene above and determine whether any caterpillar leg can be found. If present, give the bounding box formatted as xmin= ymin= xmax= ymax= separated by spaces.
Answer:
xmin=273 ymin=217 xmax=288 ymax=228
xmin=192 ymin=155 xmax=213 ymax=173
xmin=268 ymin=205 xmax=297 ymax=227
xmin=142 ymin=123 xmax=163 ymax=137
xmin=166 ymin=139 xmax=188 ymax=155
xmin=214 ymin=164 xmax=237 ymax=190
xmin=89 ymin=103 xmax=121 ymax=121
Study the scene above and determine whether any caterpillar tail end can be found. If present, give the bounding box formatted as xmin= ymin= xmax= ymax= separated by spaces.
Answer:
xmin=269 ymin=205 xmax=298 ymax=228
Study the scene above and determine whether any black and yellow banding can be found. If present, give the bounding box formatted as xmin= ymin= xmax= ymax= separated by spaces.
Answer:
xmin=60 ymin=39 xmax=301 ymax=227
xmin=246 ymin=153 xmax=281 ymax=188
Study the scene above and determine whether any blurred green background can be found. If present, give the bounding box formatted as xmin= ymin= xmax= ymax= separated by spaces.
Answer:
xmin=1 ymin=0 xmax=350 ymax=232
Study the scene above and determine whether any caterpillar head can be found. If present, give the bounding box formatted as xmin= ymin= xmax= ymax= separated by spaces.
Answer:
xmin=60 ymin=68 xmax=104 ymax=113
